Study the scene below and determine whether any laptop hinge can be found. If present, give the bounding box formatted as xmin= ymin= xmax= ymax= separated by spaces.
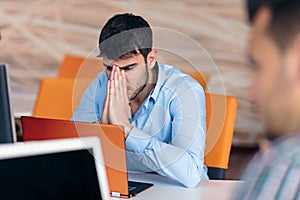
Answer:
xmin=111 ymin=192 xmax=121 ymax=198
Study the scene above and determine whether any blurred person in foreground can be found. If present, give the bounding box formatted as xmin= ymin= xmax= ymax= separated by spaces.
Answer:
xmin=234 ymin=0 xmax=300 ymax=199
xmin=72 ymin=13 xmax=208 ymax=187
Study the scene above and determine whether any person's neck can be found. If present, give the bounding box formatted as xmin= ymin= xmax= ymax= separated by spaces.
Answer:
xmin=130 ymin=64 xmax=158 ymax=116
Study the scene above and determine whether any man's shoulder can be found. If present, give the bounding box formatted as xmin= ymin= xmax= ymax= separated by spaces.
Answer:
xmin=95 ymin=71 xmax=107 ymax=80
xmin=89 ymin=71 xmax=108 ymax=86
xmin=256 ymin=134 xmax=300 ymax=163
xmin=158 ymin=63 xmax=203 ymax=90
xmin=235 ymin=135 xmax=300 ymax=200
xmin=274 ymin=133 xmax=300 ymax=155
xmin=251 ymin=134 xmax=300 ymax=173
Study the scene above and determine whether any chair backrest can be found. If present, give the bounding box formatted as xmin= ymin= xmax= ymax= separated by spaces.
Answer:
xmin=33 ymin=78 xmax=91 ymax=120
xmin=204 ymin=93 xmax=238 ymax=179
xmin=58 ymin=54 xmax=103 ymax=80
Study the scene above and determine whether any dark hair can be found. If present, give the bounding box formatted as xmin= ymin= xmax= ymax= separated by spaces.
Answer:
xmin=247 ymin=0 xmax=300 ymax=51
xmin=98 ymin=13 xmax=152 ymax=62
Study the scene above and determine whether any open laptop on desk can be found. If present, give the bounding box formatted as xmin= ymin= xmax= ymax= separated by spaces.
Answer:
xmin=21 ymin=116 xmax=154 ymax=198
xmin=0 ymin=137 xmax=110 ymax=200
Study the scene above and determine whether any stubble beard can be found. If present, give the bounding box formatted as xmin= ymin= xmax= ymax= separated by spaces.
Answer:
xmin=128 ymin=67 xmax=149 ymax=102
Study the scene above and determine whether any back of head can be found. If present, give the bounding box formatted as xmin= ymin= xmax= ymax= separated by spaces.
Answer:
xmin=247 ymin=0 xmax=300 ymax=51
xmin=98 ymin=13 xmax=152 ymax=61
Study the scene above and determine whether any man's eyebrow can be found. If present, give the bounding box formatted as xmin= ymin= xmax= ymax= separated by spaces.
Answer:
xmin=103 ymin=63 xmax=137 ymax=70
xmin=119 ymin=63 xmax=137 ymax=70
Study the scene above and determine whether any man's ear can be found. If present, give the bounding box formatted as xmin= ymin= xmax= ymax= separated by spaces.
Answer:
xmin=284 ymin=33 xmax=300 ymax=86
xmin=147 ymin=50 xmax=158 ymax=69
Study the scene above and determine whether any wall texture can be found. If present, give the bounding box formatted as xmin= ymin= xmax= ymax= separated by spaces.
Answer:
xmin=0 ymin=0 xmax=263 ymax=146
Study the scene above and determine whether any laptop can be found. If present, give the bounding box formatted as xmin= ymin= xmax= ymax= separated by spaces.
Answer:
xmin=0 ymin=136 xmax=110 ymax=200
xmin=0 ymin=64 xmax=17 ymax=143
xmin=21 ymin=116 xmax=153 ymax=198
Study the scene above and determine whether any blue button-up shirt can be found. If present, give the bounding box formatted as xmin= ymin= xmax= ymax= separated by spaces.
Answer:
xmin=72 ymin=63 xmax=208 ymax=187
xmin=233 ymin=133 xmax=300 ymax=200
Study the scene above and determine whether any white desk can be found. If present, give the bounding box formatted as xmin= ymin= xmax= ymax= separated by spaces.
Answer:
xmin=111 ymin=172 xmax=243 ymax=200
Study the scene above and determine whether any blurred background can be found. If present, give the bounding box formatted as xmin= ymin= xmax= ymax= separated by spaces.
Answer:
xmin=0 ymin=0 xmax=262 ymax=147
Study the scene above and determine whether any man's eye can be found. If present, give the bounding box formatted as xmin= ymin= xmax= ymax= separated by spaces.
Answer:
xmin=104 ymin=64 xmax=113 ymax=71
xmin=120 ymin=64 xmax=137 ymax=71
xmin=123 ymin=66 xmax=134 ymax=71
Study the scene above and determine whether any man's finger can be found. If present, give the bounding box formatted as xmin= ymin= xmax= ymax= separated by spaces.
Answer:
xmin=101 ymin=80 xmax=110 ymax=123
xmin=120 ymin=69 xmax=127 ymax=102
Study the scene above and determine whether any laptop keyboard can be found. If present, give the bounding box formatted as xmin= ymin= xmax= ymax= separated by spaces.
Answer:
xmin=128 ymin=186 xmax=137 ymax=192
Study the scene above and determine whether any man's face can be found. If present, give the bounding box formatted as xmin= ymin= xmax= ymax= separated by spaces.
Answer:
xmin=103 ymin=53 xmax=149 ymax=101
xmin=249 ymin=8 xmax=298 ymax=137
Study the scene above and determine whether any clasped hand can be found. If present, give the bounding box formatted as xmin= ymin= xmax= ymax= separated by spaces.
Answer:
xmin=101 ymin=66 xmax=132 ymax=138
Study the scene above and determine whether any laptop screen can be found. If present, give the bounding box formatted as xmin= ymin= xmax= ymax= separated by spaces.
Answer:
xmin=0 ymin=137 xmax=110 ymax=200
xmin=0 ymin=64 xmax=16 ymax=143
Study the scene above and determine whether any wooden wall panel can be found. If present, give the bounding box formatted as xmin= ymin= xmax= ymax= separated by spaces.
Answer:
xmin=0 ymin=0 xmax=263 ymax=146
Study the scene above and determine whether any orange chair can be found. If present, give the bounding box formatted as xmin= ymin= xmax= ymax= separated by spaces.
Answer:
xmin=32 ymin=78 xmax=91 ymax=120
xmin=204 ymin=93 xmax=238 ymax=179
xmin=58 ymin=54 xmax=103 ymax=80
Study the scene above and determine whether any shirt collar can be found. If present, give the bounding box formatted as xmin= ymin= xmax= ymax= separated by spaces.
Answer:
xmin=149 ymin=62 xmax=165 ymax=102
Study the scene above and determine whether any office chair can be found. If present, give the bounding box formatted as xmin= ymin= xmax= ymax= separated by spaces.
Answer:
xmin=33 ymin=78 xmax=91 ymax=120
xmin=58 ymin=54 xmax=103 ymax=80
xmin=204 ymin=93 xmax=238 ymax=180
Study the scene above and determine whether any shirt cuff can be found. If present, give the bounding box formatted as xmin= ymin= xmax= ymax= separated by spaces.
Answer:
xmin=125 ymin=127 xmax=152 ymax=153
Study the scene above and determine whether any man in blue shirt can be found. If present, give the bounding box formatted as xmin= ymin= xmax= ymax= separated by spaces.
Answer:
xmin=72 ymin=13 xmax=208 ymax=188
xmin=233 ymin=0 xmax=300 ymax=199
